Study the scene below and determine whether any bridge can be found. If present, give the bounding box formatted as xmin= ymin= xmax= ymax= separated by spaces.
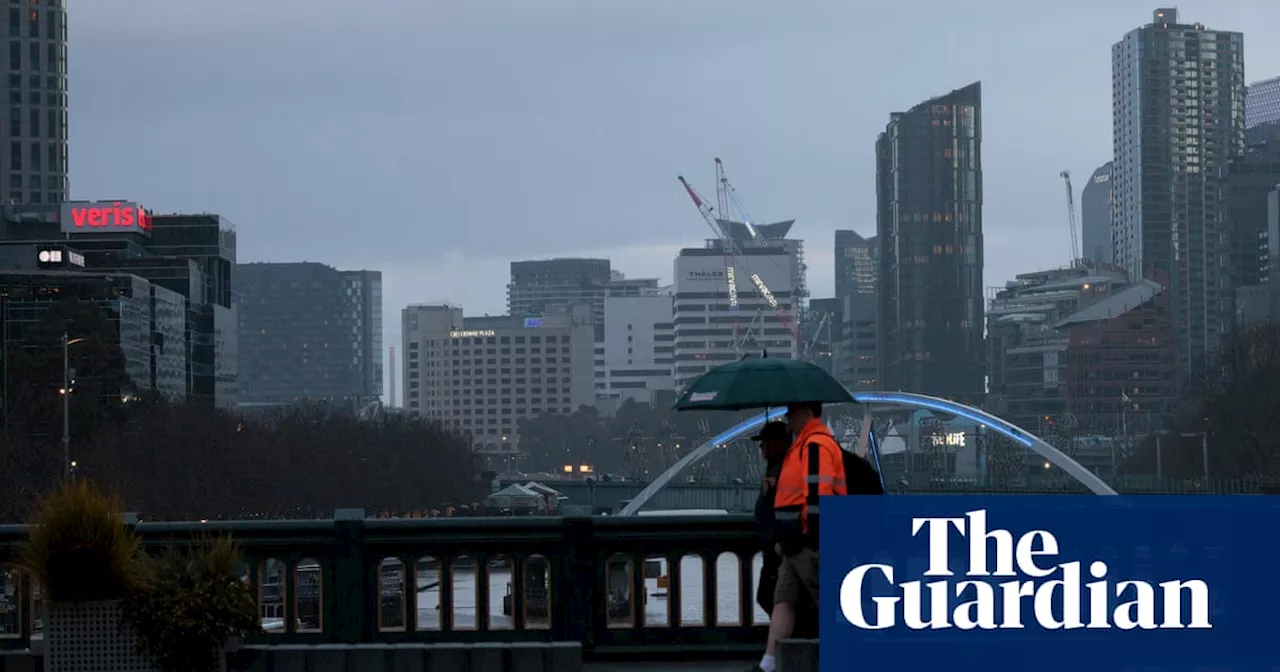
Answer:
xmin=0 ymin=393 xmax=1171 ymax=671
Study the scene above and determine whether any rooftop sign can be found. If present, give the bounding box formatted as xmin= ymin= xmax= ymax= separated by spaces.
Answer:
xmin=59 ymin=201 xmax=152 ymax=237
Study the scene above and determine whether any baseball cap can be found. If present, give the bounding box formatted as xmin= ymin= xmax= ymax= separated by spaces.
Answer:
xmin=750 ymin=421 xmax=791 ymax=442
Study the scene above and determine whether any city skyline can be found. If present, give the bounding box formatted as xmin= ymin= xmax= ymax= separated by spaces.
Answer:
xmin=54 ymin=1 xmax=1280 ymax=400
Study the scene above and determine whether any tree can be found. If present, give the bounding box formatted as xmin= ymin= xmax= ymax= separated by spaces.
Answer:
xmin=1193 ymin=321 xmax=1280 ymax=478
xmin=3 ymin=399 xmax=485 ymax=522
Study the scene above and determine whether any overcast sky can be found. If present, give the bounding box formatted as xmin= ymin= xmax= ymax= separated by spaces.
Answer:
xmin=68 ymin=0 xmax=1280 ymax=397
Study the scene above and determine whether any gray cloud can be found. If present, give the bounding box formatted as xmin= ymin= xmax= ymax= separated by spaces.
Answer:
xmin=64 ymin=0 xmax=1280 ymax=397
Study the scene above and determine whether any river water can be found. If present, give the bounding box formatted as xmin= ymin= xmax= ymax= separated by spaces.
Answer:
xmin=264 ymin=553 xmax=770 ymax=632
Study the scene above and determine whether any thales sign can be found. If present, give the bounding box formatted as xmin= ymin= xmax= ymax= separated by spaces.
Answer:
xmin=58 ymin=201 xmax=152 ymax=237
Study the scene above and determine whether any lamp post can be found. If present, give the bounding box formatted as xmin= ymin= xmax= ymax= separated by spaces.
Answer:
xmin=61 ymin=333 xmax=87 ymax=481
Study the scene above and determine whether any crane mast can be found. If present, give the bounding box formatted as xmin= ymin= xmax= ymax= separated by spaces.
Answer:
xmin=1060 ymin=170 xmax=1080 ymax=265
xmin=678 ymin=160 xmax=803 ymax=357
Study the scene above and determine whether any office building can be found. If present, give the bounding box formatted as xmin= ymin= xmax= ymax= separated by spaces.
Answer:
xmin=1217 ymin=123 xmax=1280 ymax=326
xmin=672 ymin=246 xmax=796 ymax=389
xmin=1080 ymin=162 xmax=1114 ymax=266
xmin=833 ymin=230 xmax=878 ymax=391
xmin=1 ymin=2 xmax=68 ymax=205
xmin=834 ymin=230 xmax=876 ymax=300
xmin=0 ymin=269 xmax=187 ymax=404
xmin=839 ymin=293 xmax=878 ymax=391
xmin=986 ymin=265 xmax=1175 ymax=435
xmin=508 ymin=258 xmax=658 ymax=339
xmin=236 ymin=262 xmax=382 ymax=408
xmin=1112 ymin=8 xmax=1246 ymax=378
xmin=593 ymin=292 xmax=674 ymax=405
xmin=875 ymin=82 xmax=985 ymax=404
xmin=1246 ymin=75 xmax=1280 ymax=128
xmin=0 ymin=202 xmax=238 ymax=407
xmin=401 ymin=302 xmax=594 ymax=461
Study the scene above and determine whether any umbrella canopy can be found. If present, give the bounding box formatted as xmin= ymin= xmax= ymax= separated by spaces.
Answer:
xmin=673 ymin=357 xmax=856 ymax=411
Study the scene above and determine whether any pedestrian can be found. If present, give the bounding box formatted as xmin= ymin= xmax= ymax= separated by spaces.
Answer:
xmin=750 ymin=421 xmax=818 ymax=637
xmin=750 ymin=402 xmax=846 ymax=672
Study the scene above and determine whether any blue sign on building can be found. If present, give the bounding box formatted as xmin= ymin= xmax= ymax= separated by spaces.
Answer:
xmin=819 ymin=496 xmax=1279 ymax=671
xmin=524 ymin=317 xmax=542 ymax=328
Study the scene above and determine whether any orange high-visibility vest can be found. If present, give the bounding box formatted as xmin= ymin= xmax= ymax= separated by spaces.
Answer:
xmin=773 ymin=418 xmax=847 ymax=549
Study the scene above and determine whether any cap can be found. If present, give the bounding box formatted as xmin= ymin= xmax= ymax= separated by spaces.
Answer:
xmin=750 ymin=421 xmax=791 ymax=442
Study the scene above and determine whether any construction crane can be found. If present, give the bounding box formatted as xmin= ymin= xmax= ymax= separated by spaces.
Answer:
xmin=695 ymin=159 xmax=804 ymax=350
xmin=678 ymin=174 xmax=744 ymax=352
xmin=1060 ymin=170 xmax=1080 ymax=265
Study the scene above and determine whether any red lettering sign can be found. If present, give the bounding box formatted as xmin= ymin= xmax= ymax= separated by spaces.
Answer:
xmin=69 ymin=202 xmax=151 ymax=232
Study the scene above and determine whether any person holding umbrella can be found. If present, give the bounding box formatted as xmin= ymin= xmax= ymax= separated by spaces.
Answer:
xmin=674 ymin=356 xmax=862 ymax=672
xmin=749 ymin=421 xmax=818 ymax=638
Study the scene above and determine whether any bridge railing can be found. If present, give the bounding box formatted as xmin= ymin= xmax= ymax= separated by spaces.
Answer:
xmin=0 ymin=511 xmax=769 ymax=660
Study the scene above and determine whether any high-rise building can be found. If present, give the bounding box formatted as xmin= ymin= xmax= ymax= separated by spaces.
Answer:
xmin=1080 ymin=162 xmax=1114 ymax=266
xmin=0 ymin=202 xmax=236 ymax=407
xmin=1 ymin=2 xmax=68 ymax=205
xmin=1217 ymin=123 xmax=1280 ymax=327
xmin=875 ymin=82 xmax=985 ymax=403
xmin=148 ymin=214 xmax=239 ymax=406
xmin=833 ymin=230 xmax=878 ymax=392
xmin=401 ymin=303 xmax=594 ymax=463
xmin=834 ymin=230 xmax=876 ymax=300
xmin=672 ymin=247 xmax=796 ymax=389
xmin=235 ymin=262 xmax=382 ymax=407
xmin=1112 ymin=8 xmax=1245 ymax=378
xmin=1246 ymin=75 xmax=1280 ymax=128
xmin=593 ymin=292 xmax=674 ymax=405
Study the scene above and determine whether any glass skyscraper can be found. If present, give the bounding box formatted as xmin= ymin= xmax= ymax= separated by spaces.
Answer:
xmin=875 ymin=82 xmax=984 ymax=404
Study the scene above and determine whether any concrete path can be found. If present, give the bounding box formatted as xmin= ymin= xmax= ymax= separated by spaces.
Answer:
xmin=586 ymin=662 xmax=753 ymax=671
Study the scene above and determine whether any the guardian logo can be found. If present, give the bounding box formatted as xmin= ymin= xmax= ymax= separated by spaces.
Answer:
xmin=839 ymin=509 xmax=1211 ymax=631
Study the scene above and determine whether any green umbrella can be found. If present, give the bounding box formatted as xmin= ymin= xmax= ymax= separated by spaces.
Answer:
xmin=673 ymin=356 xmax=856 ymax=411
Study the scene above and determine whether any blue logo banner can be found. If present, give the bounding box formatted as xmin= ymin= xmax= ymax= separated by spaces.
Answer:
xmin=819 ymin=496 xmax=1280 ymax=672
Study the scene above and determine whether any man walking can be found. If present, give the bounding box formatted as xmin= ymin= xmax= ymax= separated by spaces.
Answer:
xmin=750 ymin=421 xmax=817 ymax=636
xmin=751 ymin=402 xmax=846 ymax=672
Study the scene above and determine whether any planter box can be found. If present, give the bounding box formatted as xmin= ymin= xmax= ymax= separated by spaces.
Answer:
xmin=45 ymin=600 xmax=155 ymax=672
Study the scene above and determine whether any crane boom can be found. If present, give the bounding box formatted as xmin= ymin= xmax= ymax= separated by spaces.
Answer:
xmin=1060 ymin=170 xmax=1080 ymax=265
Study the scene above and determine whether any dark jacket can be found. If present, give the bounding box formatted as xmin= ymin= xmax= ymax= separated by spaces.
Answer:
xmin=753 ymin=457 xmax=818 ymax=637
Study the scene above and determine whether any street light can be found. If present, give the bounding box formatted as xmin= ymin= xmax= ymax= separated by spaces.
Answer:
xmin=61 ymin=333 xmax=87 ymax=481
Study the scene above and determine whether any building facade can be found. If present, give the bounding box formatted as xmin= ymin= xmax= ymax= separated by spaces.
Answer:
xmin=1217 ymin=123 xmax=1280 ymax=327
xmin=236 ymin=262 xmax=382 ymax=407
xmin=1111 ymin=8 xmax=1246 ymax=379
xmin=147 ymin=214 xmax=238 ymax=407
xmin=834 ymin=230 xmax=876 ymax=301
xmin=0 ymin=269 xmax=186 ymax=403
xmin=1080 ymin=162 xmax=1114 ymax=266
xmin=593 ymin=293 xmax=674 ymax=405
xmin=507 ymin=258 xmax=658 ymax=340
xmin=986 ymin=265 xmax=1175 ymax=435
xmin=402 ymin=303 xmax=594 ymax=460
xmin=875 ymin=82 xmax=985 ymax=403
xmin=1246 ymin=75 xmax=1280 ymax=128
xmin=0 ymin=202 xmax=238 ymax=407
xmin=1 ymin=1 xmax=68 ymax=206
xmin=672 ymin=247 xmax=796 ymax=389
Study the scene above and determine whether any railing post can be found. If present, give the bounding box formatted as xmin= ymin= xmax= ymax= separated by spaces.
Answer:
xmin=332 ymin=508 xmax=367 ymax=644
xmin=555 ymin=515 xmax=597 ymax=648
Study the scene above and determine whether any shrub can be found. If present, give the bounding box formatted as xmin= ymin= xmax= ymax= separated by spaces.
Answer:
xmin=16 ymin=479 xmax=141 ymax=602
xmin=124 ymin=535 xmax=260 ymax=672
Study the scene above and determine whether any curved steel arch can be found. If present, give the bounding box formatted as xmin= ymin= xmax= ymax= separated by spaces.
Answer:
xmin=616 ymin=391 xmax=1115 ymax=516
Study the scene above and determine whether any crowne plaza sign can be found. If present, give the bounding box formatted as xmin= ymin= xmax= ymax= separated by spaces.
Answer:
xmin=59 ymin=201 xmax=152 ymax=236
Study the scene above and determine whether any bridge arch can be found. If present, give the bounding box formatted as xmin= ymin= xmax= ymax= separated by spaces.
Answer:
xmin=616 ymin=390 xmax=1115 ymax=516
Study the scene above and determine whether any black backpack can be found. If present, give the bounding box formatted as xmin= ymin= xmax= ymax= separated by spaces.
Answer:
xmin=842 ymin=450 xmax=886 ymax=495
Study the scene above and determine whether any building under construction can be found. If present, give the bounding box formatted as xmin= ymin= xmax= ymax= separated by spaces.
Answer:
xmin=986 ymin=264 xmax=1176 ymax=436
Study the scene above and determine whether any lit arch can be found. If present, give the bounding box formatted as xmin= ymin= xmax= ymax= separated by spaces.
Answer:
xmin=615 ymin=391 xmax=1115 ymax=516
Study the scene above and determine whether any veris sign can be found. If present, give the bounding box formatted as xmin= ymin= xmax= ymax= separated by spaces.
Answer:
xmin=58 ymin=201 xmax=152 ymax=237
